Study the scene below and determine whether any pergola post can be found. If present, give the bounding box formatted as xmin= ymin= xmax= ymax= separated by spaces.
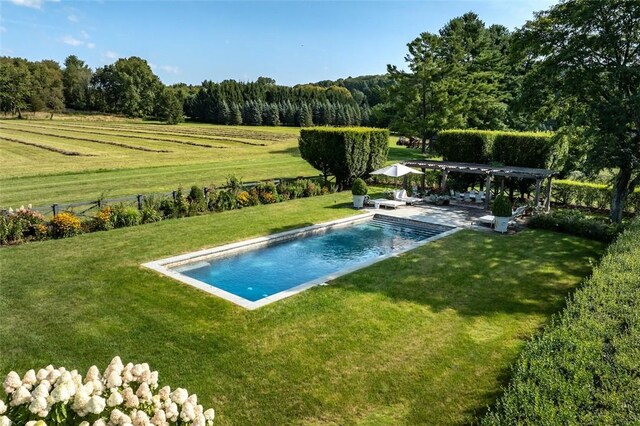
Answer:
xmin=440 ymin=168 xmax=449 ymax=192
xmin=484 ymin=174 xmax=492 ymax=210
xmin=544 ymin=176 xmax=553 ymax=212
xmin=534 ymin=178 xmax=542 ymax=208
xmin=420 ymin=168 xmax=426 ymax=194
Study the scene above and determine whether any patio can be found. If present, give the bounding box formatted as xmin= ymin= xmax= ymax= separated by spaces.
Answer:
xmin=366 ymin=202 xmax=496 ymax=230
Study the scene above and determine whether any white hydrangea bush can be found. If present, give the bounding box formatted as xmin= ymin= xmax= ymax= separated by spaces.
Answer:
xmin=0 ymin=357 xmax=214 ymax=426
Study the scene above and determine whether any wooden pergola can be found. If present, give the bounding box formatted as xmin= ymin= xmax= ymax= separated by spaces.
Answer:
xmin=403 ymin=160 xmax=558 ymax=211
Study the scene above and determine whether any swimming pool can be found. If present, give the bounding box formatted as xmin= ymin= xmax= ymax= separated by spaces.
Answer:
xmin=143 ymin=214 xmax=458 ymax=309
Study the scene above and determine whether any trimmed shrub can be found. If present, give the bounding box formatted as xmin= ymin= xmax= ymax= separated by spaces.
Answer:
xmin=298 ymin=127 xmax=389 ymax=188
xmin=435 ymin=130 xmax=496 ymax=163
xmin=493 ymin=131 xmax=565 ymax=170
xmin=529 ymin=210 xmax=624 ymax=243
xmin=187 ymin=185 xmax=207 ymax=215
xmin=553 ymin=179 xmax=640 ymax=213
xmin=481 ymin=217 xmax=640 ymax=425
xmin=351 ymin=178 xmax=368 ymax=196
xmin=50 ymin=212 xmax=82 ymax=239
xmin=492 ymin=194 xmax=512 ymax=217
xmin=434 ymin=129 xmax=564 ymax=170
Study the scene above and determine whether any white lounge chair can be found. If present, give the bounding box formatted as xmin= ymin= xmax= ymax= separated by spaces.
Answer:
xmin=478 ymin=205 xmax=528 ymax=227
xmin=394 ymin=189 xmax=422 ymax=205
xmin=364 ymin=196 xmax=405 ymax=209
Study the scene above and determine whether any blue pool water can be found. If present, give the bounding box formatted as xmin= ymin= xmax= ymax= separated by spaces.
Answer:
xmin=173 ymin=218 xmax=450 ymax=302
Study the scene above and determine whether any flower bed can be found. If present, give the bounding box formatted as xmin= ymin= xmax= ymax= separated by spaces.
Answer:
xmin=0 ymin=177 xmax=334 ymax=247
xmin=1 ymin=357 xmax=214 ymax=426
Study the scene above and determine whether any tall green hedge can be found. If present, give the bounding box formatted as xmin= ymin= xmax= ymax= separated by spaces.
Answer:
xmin=481 ymin=217 xmax=640 ymax=425
xmin=553 ymin=180 xmax=640 ymax=213
xmin=434 ymin=130 xmax=496 ymax=163
xmin=298 ymin=127 xmax=389 ymax=188
xmin=435 ymin=129 xmax=564 ymax=170
xmin=493 ymin=132 xmax=565 ymax=169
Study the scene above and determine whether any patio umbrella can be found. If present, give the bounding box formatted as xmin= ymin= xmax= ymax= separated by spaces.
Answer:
xmin=370 ymin=163 xmax=423 ymax=188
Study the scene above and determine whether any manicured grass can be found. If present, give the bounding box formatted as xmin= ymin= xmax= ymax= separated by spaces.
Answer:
xmin=0 ymin=193 xmax=603 ymax=425
xmin=0 ymin=119 xmax=423 ymax=207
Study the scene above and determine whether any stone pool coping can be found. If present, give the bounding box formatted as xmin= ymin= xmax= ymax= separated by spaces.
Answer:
xmin=142 ymin=212 xmax=460 ymax=310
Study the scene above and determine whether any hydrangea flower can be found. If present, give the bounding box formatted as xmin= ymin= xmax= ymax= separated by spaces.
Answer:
xmin=2 ymin=357 xmax=214 ymax=425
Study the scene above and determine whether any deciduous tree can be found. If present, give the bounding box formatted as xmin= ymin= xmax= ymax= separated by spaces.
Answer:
xmin=516 ymin=0 xmax=640 ymax=222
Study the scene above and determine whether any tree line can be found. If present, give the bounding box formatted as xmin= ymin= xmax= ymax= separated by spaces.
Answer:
xmin=0 ymin=56 xmax=373 ymax=126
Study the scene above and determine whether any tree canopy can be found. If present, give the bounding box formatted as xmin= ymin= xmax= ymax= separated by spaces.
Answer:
xmin=515 ymin=0 xmax=640 ymax=222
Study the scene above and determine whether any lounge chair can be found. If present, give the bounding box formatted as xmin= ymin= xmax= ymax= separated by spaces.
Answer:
xmin=364 ymin=196 xmax=405 ymax=209
xmin=478 ymin=205 xmax=528 ymax=227
xmin=394 ymin=189 xmax=422 ymax=205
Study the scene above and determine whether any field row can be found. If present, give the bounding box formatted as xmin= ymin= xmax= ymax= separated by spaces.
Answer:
xmin=0 ymin=119 xmax=315 ymax=206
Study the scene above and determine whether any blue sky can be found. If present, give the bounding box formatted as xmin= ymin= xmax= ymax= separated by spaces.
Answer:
xmin=0 ymin=0 xmax=556 ymax=86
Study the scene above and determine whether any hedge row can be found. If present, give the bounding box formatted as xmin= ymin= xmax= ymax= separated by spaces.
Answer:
xmin=435 ymin=130 xmax=565 ymax=170
xmin=482 ymin=217 xmax=640 ymax=425
xmin=528 ymin=210 xmax=625 ymax=243
xmin=553 ymin=179 xmax=640 ymax=213
xmin=298 ymin=127 xmax=389 ymax=188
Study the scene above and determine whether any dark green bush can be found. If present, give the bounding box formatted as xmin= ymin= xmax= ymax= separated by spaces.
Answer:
xmin=492 ymin=194 xmax=512 ymax=217
xmin=298 ymin=127 xmax=389 ymax=188
xmin=482 ymin=217 xmax=640 ymax=425
xmin=529 ymin=210 xmax=624 ymax=243
xmin=187 ymin=185 xmax=207 ymax=215
xmin=351 ymin=178 xmax=368 ymax=196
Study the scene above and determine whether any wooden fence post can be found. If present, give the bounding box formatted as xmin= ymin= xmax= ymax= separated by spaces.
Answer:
xmin=137 ymin=194 xmax=144 ymax=210
xmin=172 ymin=191 xmax=177 ymax=201
xmin=52 ymin=203 xmax=59 ymax=217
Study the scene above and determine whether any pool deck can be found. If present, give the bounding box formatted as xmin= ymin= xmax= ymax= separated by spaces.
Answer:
xmin=366 ymin=201 xmax=492 ymax=230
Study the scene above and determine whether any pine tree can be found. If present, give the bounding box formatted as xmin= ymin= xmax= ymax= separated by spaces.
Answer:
xmin=217 ymin=100 xmax=230 ymax=124
xmin=230 ymin=102 xmax=243 ymax=125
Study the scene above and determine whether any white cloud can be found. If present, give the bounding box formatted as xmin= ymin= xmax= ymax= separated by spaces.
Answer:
xmin=0 ymin=26 xmax=6 ymax=33
xmin=9 ymin=0 xmax=43 ymax=9
xmin=160 ymin=65 xmax=179 ymax=74
xmin=87 ymin=42 xmax=95 ymax=49
xmin=80 ymin=30 xmax=90 ymax=39
xmin=61 ymin=35 xmax=83 ymax=46
xmin=68 ymin=15 xmax=79 ymax=23
xmin=103 ymin=50 xmax=119 ymax=60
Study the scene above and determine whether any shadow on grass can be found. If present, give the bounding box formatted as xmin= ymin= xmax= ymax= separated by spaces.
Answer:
xmin=323 ymin=201 xmax=354 ymax=209
xmin=269 ymin=146 xmax=301 ymax=157
xmin=335 ymin=230 xmax=602 ymax=318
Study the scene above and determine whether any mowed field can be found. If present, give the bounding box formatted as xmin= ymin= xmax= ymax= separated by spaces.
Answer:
xmin=0 ymin=118 xmax=329 ymax=207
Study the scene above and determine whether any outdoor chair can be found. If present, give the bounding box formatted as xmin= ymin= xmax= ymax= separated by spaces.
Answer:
xmin=394 ymin=189 xmax=422 ymax=205
xmin=477 ymin=205 xmax=528 ymax=228
xmin=364 ymin=196 xmax=405 ymax=209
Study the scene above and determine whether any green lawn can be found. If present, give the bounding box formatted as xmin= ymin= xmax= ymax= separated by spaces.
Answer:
xmin=0 ymin=119 xmax=423 ymax=207
xmin=0 ymin=193 xmax=603 ymax=425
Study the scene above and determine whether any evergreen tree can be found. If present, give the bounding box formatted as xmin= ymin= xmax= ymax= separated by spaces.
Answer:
xmin=217 ymin=100 xmax=231 ymax=124
xmin=229 ymin=102 xmax=243 ymax=125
